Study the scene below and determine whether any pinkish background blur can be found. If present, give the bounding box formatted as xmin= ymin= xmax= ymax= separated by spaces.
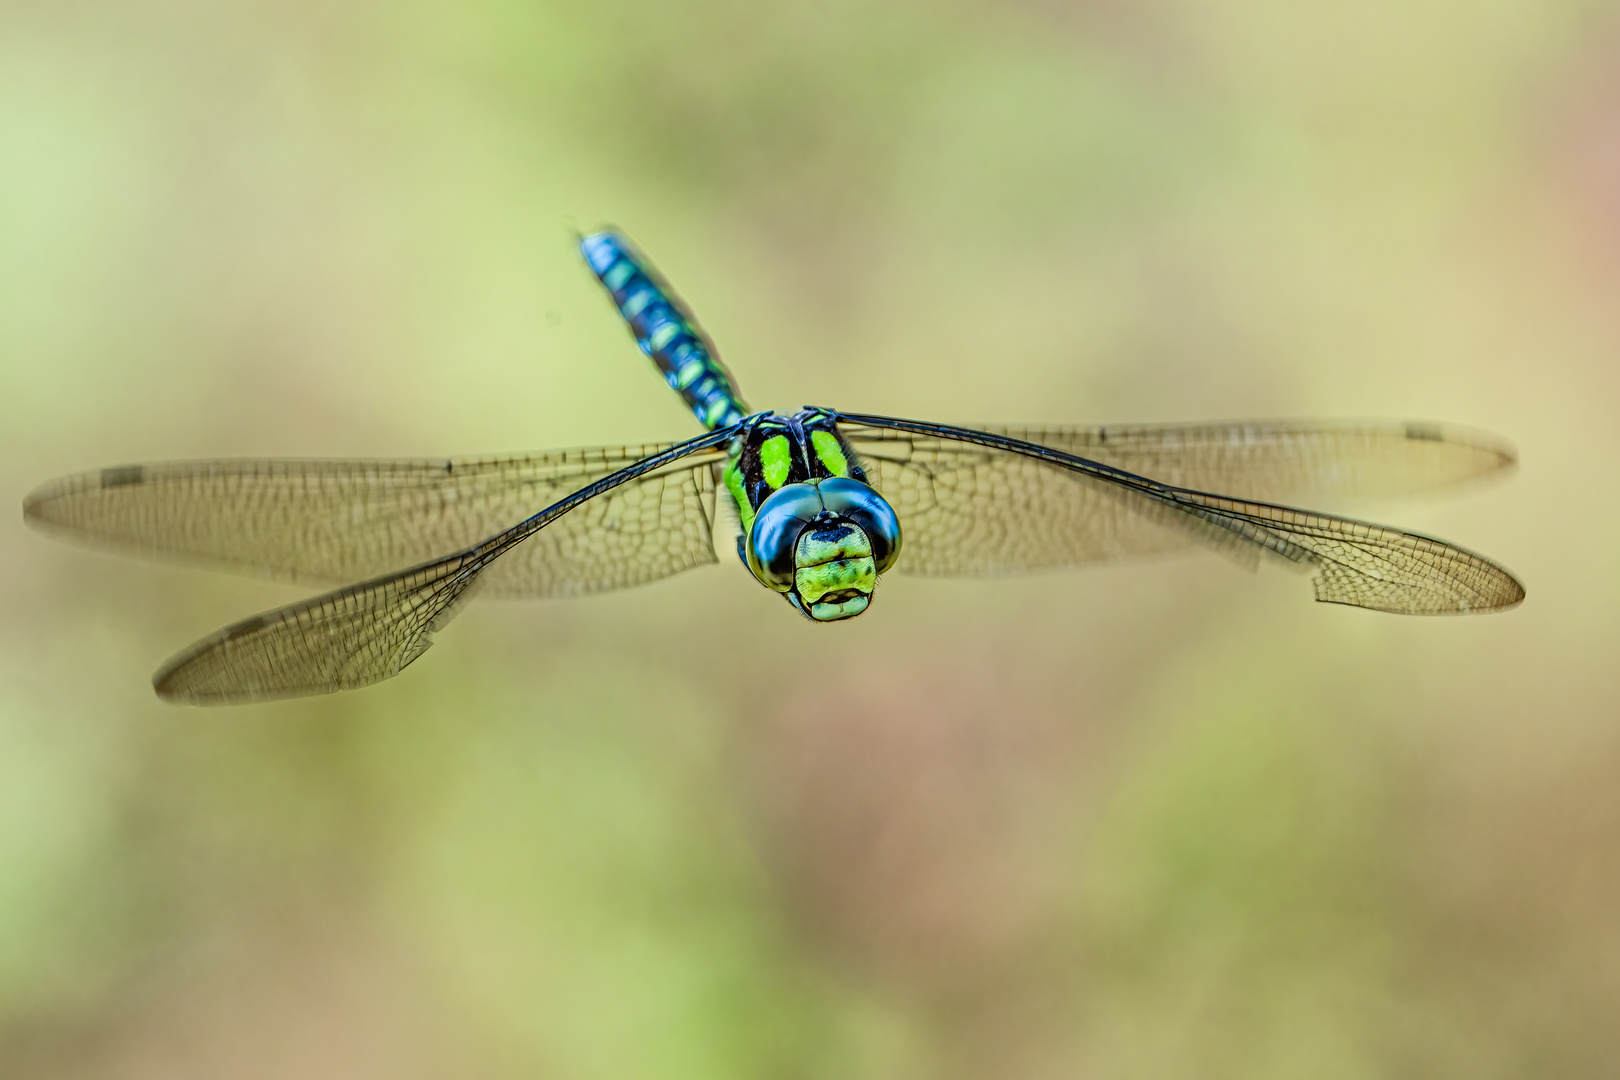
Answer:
xmin=3 ymin=1 xmax=1617 ymax=1077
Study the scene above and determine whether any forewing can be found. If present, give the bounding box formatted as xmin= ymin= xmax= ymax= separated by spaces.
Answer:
xmin=154 ymin=430 xmax=735 ymax=704
xmin=474 ymin=450 xmax=726 ymax=597
xmin=851 ymin=430 xmax=1213 ymax=572
xmin=917 ymin=419 xmax=1515 ymax=504
xmin=838 ymin=414 xmax=1523 ymax=614
xmin=22 ymin=441 xmax=710 ymax=597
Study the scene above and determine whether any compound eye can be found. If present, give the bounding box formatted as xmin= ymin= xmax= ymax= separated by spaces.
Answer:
xmin=746 ymin=484 xmax=824 ymax=591
xmin=814 ymin=477 xmax=902 ymax=574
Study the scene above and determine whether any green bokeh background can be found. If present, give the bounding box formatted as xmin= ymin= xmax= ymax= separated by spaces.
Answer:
xmin=3 ymin=2 xmax=1617 ymax=1076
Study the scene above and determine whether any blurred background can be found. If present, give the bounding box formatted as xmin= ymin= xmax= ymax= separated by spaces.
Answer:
xmin=2 ymin=0 xmax=1617 ymax=1076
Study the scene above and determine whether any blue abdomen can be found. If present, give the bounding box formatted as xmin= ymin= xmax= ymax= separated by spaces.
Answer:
xmin=580 ymin=232 xmax=748 ymax=430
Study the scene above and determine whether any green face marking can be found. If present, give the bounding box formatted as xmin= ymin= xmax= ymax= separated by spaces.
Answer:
xmin=760 ymin=435 xmax=792 ymax=490
xmin=806 ymin=592 xmax=870 ymax=620
xmin=796 ymin=523 xmax=871 ymax=566
xmin=793 ymin=523 xmax=877 ymax=621
xmin=810 ymin=429 xmax=850 ymax=477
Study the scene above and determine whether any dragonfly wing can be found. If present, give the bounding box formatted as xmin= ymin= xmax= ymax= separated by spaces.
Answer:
xmin=474 ymin=450 xmax=727 ymax=598
xmin=838 ymin=413 xmax=1523 ymax=614
xmin=938 ymin=420 xmax=1514 ymax=503
xmin=154 ymin=548 xmax=489 ymax=703
xmin=849 ymin=428 xmax=1213 ymax=571
xmin=154 ymin=429 xmax=736 ymax=704
xmin=1162 ymin=489 xmax=1524 ymax=614
xmin=23 ymin=440 xmax=716 ymax=597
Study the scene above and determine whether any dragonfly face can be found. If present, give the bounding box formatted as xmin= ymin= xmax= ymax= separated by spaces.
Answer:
xmin=746 ymin=477 xmax=902 ymax=620
xmin=727 ymin=411 xmax=903 ymax=621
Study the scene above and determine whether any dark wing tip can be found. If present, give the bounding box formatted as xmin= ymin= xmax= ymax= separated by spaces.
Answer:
xmin=21 ymin=477 xmax=65 ymax=526
xmin=151 ymin=636 xmax=229 ymax=705
xmin=150 ymin=615 xmax=301 ymax=706
xmin=1308 ymin=541 xmax=1526 ymax=616
xmin=1412 ymin=421 xmax=1519 ymax=473
xmin=22 ymin=466 xmax=144 ymax=530
xmin=1453 ymin=546 xmax=1527 ymax=614
xmin=151 ymin=649 xmax=209 ymax=705
xmin=1492 ymin=570 xmax=1528 ymax=611
xmin=151 ymin=648 xmax=315 ymax=707
xmin=151 ymin=660 xmax=198 ymax=704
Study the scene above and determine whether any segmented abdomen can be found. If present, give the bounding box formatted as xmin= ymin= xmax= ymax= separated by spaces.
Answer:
xmin=580 ymin=232 xmax=748 ymax=430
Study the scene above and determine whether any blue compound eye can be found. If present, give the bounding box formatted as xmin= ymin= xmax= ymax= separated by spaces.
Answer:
xmin=747 ymin=484 xmax=824 ymax=591
xmin=815 ymin=477 xmax=902 ymax=574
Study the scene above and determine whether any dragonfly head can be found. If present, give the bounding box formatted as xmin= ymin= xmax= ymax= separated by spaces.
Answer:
xmin=745 ymin=478 xmax=902 ymax=622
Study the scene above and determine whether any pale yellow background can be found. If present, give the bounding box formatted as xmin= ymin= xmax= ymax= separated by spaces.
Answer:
xmin=2 ymin=2 xmax=1616 ymax=1077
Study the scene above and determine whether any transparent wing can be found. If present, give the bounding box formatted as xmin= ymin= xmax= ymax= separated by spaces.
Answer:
xmin=837 ymin=413 xmax=1523 ymax=615
xmin=953 ymin=419 xmax=1514 ymax=503
xmin=153 ymin=429 xmax=736 ymax=704
xmin=23 ymin=440 xmax=717 ymax=597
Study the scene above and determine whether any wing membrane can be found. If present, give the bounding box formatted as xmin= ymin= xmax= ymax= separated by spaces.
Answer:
xmin=23 ymin=441 xmax=713 ymax=597
xmin=153 ymin=428 xmax=736 ymax=703
xmin=155 ymin=549 xmax=488 ymax=703
xmin=900 ymin=419 xmax=1515 ymax=504
xmin=838 ymin=413 xmax=1523 ymax=614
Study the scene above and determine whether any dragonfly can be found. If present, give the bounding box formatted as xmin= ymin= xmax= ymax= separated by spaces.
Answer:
xmin=24 ymin=231 xmax=1525 ymax=704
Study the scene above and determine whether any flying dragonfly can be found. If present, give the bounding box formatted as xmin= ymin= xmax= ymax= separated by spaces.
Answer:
xmin=24 ymin=232 xmax=1525 ymax=704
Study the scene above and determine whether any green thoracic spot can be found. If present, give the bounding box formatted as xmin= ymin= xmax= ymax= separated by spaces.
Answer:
xmin=723 ymin=458 xmax=753 ymax=533
xmin=760 ymin=435 xmax=792 ymax=489
xmin=810 ymin=429 xmax=850 ymax=477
